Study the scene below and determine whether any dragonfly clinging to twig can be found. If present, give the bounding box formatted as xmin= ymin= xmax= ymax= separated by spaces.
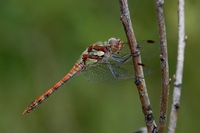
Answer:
xmin=23 ymin=38 xmax=155 ymax=115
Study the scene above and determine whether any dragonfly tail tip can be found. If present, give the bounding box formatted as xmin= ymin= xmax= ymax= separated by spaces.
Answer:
xmin=22 ymin=109 xmax=28 ymax=115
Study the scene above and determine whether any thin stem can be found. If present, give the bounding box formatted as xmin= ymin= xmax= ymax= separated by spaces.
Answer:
xmin=154 ymin=0 xmax=170 ymax=132
xmin=119 ymin=0 xmax=157 ymax=132
xmin=168 ymin=0 xmax=186 ymax=132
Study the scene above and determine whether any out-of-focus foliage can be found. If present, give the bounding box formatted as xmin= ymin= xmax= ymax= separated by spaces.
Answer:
xmin=0 ymin=0 xmax=198 ymax=133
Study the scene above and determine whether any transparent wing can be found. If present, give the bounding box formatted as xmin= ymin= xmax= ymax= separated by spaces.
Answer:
xmin=83 ymin=40 xmax=158 ymax=83
xmin=83 ymin=58 xmax=134 ymax=82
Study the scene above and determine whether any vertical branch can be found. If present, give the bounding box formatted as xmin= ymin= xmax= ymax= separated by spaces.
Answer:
xmin=155 ymin=0 xmax=170 ymax=132
xmin=119 ymin=0 xmax=157 ymax=132
xmin=168 ymin=0 xmax=186 ymax=132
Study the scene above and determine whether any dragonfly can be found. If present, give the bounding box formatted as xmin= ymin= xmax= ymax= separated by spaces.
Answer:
xmin=23 ymin=38 xmax=155 ymax=115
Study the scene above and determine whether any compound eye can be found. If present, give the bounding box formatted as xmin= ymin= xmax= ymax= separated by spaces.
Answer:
xmin=108 ymin=38 xmax=123 ymax=53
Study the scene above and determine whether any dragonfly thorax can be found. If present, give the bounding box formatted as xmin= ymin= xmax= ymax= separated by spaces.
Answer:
xmin=81 ymin=38 xmax=124 ymax=66
xmin=108 ymin=38 xmax=124 ymax=54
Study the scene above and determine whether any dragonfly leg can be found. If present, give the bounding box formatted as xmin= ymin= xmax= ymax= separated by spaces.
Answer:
xmin=105 ymin=60 xmax=133 ymax=79
xmin=111 ymin=54 xmax=132 ymax=64
xmin=106 ymin=60 xmax=121 ymax=78
xmin=112 ymin=44 xmax=141 ymax=64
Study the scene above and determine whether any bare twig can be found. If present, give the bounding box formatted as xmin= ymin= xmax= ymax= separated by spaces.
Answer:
xmin=119 ymin=0 xmax=157 ymax=132
xmin=154 ymin=0 xmax=170 ymax=132
xmin=168 ymin=0 xmax=186 ymax=132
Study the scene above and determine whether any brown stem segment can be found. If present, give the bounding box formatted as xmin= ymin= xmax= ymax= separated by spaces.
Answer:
xmin=119 ymin=0 xmax=157 ymax=132
xmin=155 ymin=0 xmax=170 ymax=132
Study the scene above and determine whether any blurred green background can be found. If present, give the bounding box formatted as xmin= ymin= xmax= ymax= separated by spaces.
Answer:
xmin=0 ymin=0 xmax=199 ymax=133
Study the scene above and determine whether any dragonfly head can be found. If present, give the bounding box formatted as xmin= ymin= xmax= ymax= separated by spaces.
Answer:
xmin=108 ymin=38 xmax=124 ymax=54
